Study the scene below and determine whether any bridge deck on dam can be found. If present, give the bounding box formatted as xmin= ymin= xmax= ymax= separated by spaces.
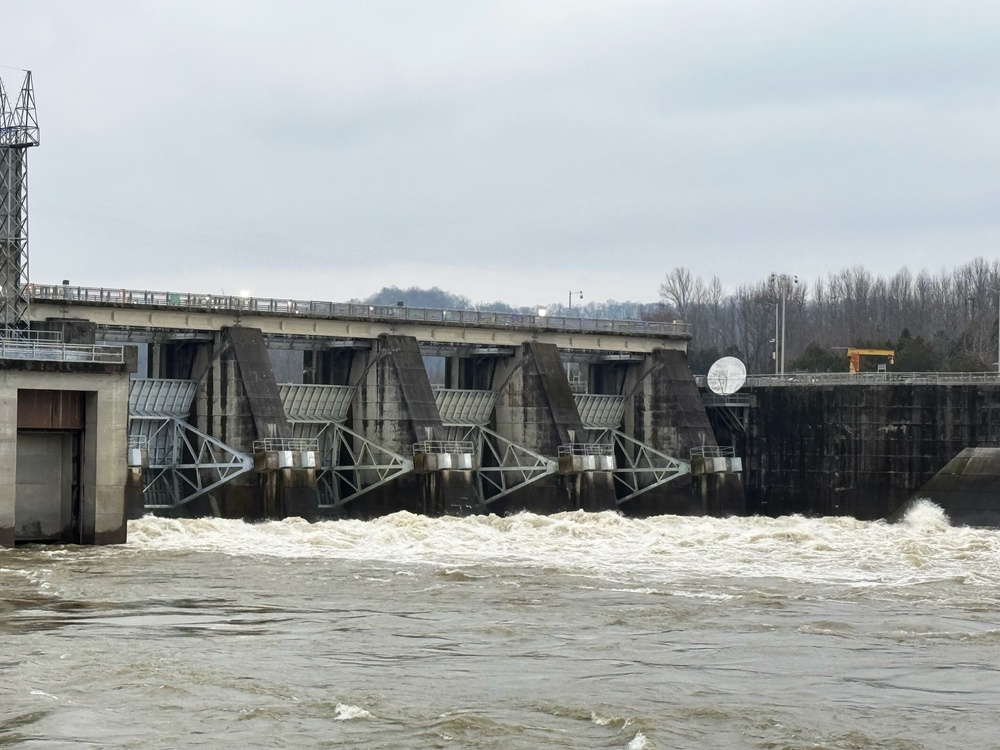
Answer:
xmin=28 ymin=284 xmax=690 ymax=354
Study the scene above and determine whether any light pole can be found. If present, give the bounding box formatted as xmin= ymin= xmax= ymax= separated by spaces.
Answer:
xmin=990 ymin=287 xmax=1000 ymax=374
xmin=569 ymin=290 xmax=583 ymax=311
xmin=770 ymin=273 xmax=798 ymax=375
xmin=767 ymin=301 xmax=779 ymax=374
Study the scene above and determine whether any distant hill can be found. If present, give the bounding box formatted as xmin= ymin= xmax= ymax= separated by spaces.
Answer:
xmin=358 ymin=286 xmax=649 ymax=319
xmin=360 ymin=286 xmax=472 ymax=310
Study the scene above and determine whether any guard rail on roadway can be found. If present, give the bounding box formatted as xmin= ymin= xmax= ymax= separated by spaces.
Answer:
xmin=29 ymin=284 xmax=691 ymax=339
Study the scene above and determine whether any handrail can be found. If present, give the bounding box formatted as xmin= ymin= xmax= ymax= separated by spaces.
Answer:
xmin=702 ymin=392 xmax=751 ymax=406
xmin=253 ymin=437 xmax=319 ymax=452
xmin=0 ymin=337 xmax=124 ymax=364
xmin=558 ymin=443 xmax=614 ymax=457
xmin=413 ymin=440 xmax=475 ymax=455
xmin=691 ymin=445 xmax=735 ymax=458
xmin=29 ymin=283 xmax=691 ymax=339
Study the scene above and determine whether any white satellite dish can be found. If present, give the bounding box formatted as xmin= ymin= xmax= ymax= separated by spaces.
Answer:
xmin=706 ymin=356 xmax=747 ymax=395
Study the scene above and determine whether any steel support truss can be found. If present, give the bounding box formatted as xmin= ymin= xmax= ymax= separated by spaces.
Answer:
xmin=280 ymin=381 xmax=414 ymax=511
xmin=575 ymin=394 xmax=691 ymax=504
xmin=287 ymin=420 xmax=412 ymax=511
xmin=582 ymin=428 xmax=690 ymax=505
xmin=129 ymin=416 xmax=253 ymax=509
xmin=439 ymin=424 xmax=557 ymax=507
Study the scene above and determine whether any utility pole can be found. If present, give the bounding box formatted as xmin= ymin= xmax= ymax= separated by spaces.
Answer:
xmin=568 ymin=290 xmax=582 ymax=311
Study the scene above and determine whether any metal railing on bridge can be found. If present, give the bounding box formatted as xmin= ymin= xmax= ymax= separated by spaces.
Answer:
xmin=557 ymin=443 xmax=614 ymax=457
xmin=746 ymin=372 xmax=1000 ymax=387
xmin=696 ymin=371 xmax=1000 ymax=388
xmin=30 ymin=283 xmax=691 ymax=339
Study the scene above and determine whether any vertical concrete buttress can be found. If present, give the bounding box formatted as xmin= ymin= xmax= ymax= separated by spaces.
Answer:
xmin=194 ymin=327 xmax=318 ymax=520
xmin=629 ymin=348 xmax=745 ymax=516
xmin=350 ymin=334 xmax=475 ymax=516
xmin=492 ymin=342 xmax=616 ymax=513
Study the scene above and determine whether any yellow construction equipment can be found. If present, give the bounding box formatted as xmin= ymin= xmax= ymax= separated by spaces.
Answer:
xmin=847 ymin=348 xmax=894 ymax=374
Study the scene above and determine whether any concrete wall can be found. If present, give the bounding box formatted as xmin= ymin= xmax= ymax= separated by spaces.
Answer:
xmin=745 ymin=382 xmax=1000 ymax=520
xmin=0 ymin=366 xmax=130 ymax=547
xmin=896 ymin=447 xmax=1000 ymax=526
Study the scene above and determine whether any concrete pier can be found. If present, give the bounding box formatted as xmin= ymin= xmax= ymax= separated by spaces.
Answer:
xmin=491 ymin=342 xmax=616 ymax=513
xmin=625 ymin=349 xmax=745 ymax=517
xmin=0 ymin=345 xmax=132 ymax=547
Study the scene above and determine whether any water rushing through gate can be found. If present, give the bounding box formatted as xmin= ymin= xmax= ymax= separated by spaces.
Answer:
xmin=2 ymin=501 xmax=998 ymax=749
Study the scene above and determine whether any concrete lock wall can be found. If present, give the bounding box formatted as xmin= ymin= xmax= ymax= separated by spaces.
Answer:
xmin=745 ymin=381 xmax=1000 ymax=521
xmin=0 ymin=368 xmax=130 ymax=547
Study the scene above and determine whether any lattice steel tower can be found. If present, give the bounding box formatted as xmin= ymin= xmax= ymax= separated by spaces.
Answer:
xmin=0 ymin=70 xmax=39 ymax=336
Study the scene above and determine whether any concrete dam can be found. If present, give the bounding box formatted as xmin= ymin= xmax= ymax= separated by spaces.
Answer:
xmin=1 ymin=285 xmax=745 ymax=546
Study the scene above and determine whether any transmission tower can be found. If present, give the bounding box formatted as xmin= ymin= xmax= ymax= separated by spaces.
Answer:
xmin=0 ymin=70 xmax=40 ymax=337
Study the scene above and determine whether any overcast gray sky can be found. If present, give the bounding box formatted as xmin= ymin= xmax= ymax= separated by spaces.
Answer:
xmin=4 ymin=1 xmax=999 ymax=308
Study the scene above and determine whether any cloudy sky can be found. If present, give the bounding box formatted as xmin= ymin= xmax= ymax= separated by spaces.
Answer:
xmin=4 ymin=1 xmax=999 ymax=308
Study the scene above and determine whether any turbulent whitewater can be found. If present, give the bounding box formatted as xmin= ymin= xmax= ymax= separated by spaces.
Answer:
xmin=3 ymin=501 xmax=997 ymax=748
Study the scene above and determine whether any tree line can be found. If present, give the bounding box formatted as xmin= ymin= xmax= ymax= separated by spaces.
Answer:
xmin=360 ymin=259 xmax=1000 ymax=375
xmin=652 ymin=258 xmax=1000 ymax=374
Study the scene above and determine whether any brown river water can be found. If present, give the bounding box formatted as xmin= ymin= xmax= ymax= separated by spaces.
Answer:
xmin=2 ymin=501 xmax=998 ymax=749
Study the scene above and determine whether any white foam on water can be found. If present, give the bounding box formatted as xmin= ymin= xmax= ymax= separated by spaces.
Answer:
xmin=627 ymin=730 xmax=648 ymax=749
xmin=590 ymin=711 xmax=615 ymax=726
xmin=125 ymin=500 xmax=1000 ymax=589
xmin=333 ymin=703 xmax=371 ymax=721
